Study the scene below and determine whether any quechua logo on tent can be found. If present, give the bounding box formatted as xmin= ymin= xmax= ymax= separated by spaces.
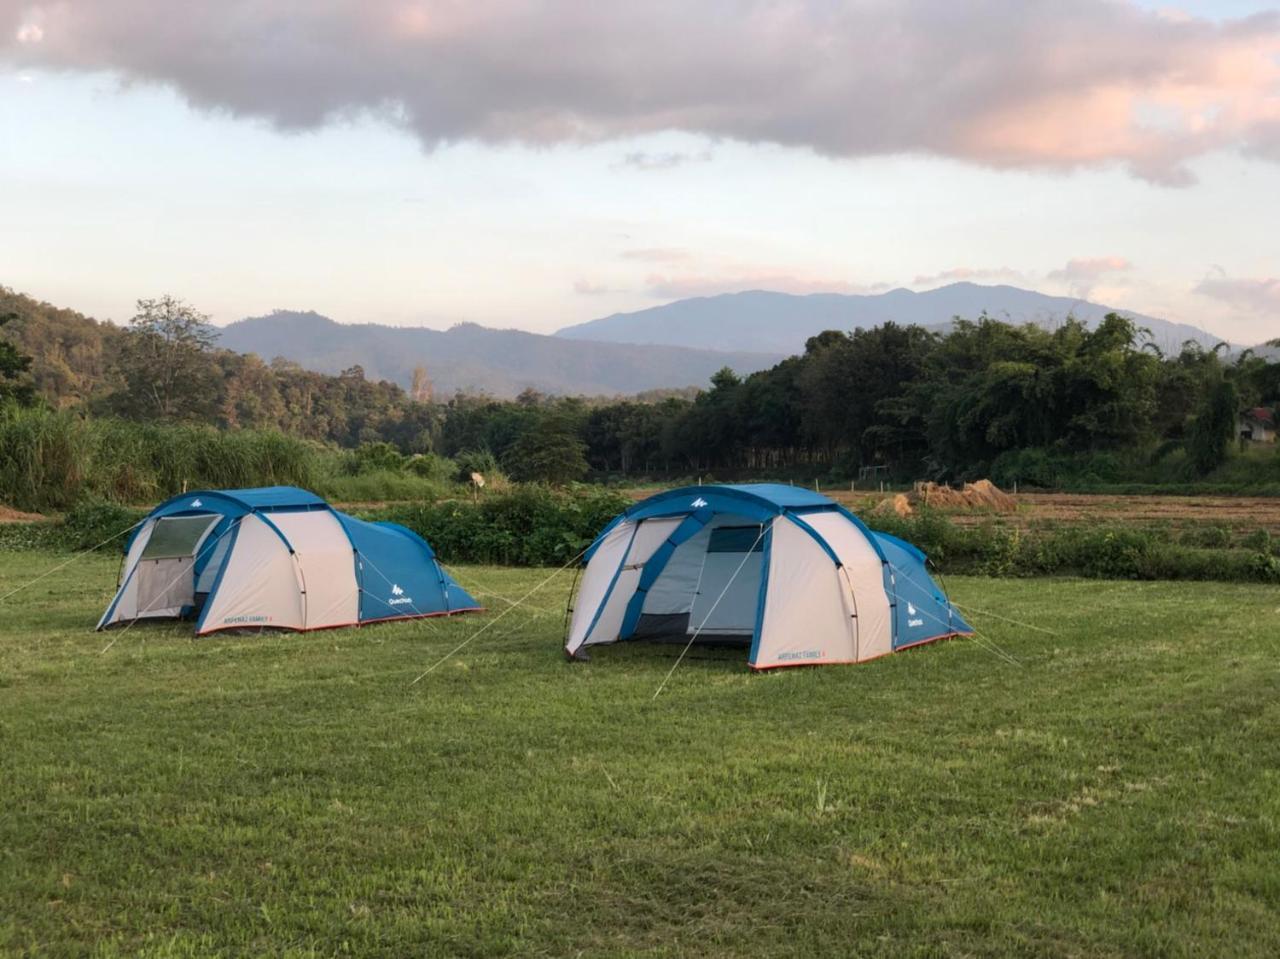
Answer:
xmin=389 ymin=583 xmax=414 ymax=607
xmin=691 ymin=497 xmax=709 ymax=508
xmin=907 ymin=602 xmax=924 ymax=628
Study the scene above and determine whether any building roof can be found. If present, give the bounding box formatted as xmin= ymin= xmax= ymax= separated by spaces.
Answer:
xmin=1242 ymin=407 xmax=1275 ymax=427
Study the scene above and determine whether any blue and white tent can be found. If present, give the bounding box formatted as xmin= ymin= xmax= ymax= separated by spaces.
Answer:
xmin=565 ymin=484 xmax=970 ymax=669
xmin=98 ymin=487 xmax=480 ymax=635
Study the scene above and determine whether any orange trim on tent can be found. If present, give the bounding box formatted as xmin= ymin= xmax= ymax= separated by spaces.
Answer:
xmin=194 ymin=605 xmax=485 ymax=637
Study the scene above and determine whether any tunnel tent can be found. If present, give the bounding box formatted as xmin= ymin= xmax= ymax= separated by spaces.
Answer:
xmin=98 ymin=486 xmax=481 ymax=635
xmin=564 ymin=483 xmax=971 ymax=669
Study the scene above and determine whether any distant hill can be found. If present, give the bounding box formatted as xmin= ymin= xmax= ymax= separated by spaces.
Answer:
xmin=556 ymin=282 xmax=1232 ymax=355
xmin=217 ymin=312 xmax=783 ymax=397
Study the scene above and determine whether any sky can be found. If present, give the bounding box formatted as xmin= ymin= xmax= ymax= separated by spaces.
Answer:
xmin=1 ymin=0 xmax=1278 ymax=344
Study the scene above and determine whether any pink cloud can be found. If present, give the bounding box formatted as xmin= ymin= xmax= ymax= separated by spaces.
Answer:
xmin=1048 ymin=257 xmax=1134 ymax=297
xmin=3 ymin=2 xmax=1278 ymax=183
xmin=1193 ymin=274 xmax=1280 ymax=314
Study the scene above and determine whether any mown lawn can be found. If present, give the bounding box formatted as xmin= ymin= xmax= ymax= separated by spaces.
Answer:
xmin=1 ymin=550 xmax=1278 ymax=957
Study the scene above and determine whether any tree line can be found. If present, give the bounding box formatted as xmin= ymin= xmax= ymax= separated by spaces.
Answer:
xmin=3 ymin=287 xmax=1278 ymax=487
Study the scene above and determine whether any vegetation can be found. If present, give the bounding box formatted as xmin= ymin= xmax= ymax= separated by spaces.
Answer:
xmin=865 ymin=508 xmax=1280 ymax=584
xmin=0 ymin=406 xmax=323 ymax=511
xmin=365 ymin=486 xmax=630 ymax=566
xmin=2 ymin=554 xmax=1278 ymax=956
xmin=0 ymin=310 xmax=33 ymax=406
xmin=3 ymin=286 xmax=1279 ymax=512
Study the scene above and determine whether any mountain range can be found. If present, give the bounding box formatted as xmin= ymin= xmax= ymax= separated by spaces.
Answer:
xmin=556 ymin=282 xmax=1230 ymax=355
xmin=217 ymin=284 xmax=1243 ymax=398
xmin=216 ymin=312 xmax=782 ymax=397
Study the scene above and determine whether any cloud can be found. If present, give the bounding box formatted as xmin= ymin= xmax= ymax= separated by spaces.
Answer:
xmin=3 ymin=2 xmax=1279 ymax=183
xmin=645 ymin=271 xmax=889 ymax=299
xmin=1193 ymin=274 xmax=1280 ymax=314
xmin=573 ymin=279 xmax=615 ymax=296
xmin=14 ymin=21 xmax=41 ymax=43
xmin=912 ymin=266 xmax=1026 ymax=287
xmin=618 ymin=150 xmax=713 ymax=171
xmin=1048 ymin=256 xmax=1133 ymax=297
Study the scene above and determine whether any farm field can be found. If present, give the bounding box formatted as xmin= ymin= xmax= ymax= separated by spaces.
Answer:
xmin=615 ymin=487 xmax=1280 ymax=534
xmin=2 ymin=551 xmax=1280 ymax=957
xmin=802 ymin=490 xmax=1280 ymax=533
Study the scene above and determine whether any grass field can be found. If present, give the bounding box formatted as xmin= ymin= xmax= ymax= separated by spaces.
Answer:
xmin=2 ymin=551 xmax=1279 ymax=957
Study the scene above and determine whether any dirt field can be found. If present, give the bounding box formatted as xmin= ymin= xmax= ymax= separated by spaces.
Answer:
xmin=0 ymin=504 xmax=44 ymax=523
xmin=826 ymin=489 xmax=1280 ymax=533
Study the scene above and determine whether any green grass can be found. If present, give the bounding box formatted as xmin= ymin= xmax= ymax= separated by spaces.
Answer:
xmin=2 ymin=552 xmax=1279 ymax=957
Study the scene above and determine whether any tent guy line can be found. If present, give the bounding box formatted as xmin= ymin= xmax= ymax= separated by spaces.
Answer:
xmin=949 ymin=601 xmax=1061 ymax=637
xmin=358 ymin=551 xmax=441 ymax=632
xmin=408 ymin=543 xmax=592 ymax=687
xmin=0 ymin=516 xmax=146 ymax=606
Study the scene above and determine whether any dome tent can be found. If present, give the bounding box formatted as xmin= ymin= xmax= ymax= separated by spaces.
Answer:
xmin=98 ymin=487 xmax=480 ymax=635
xmin=565 ymin=484 xmax=970 ymax=669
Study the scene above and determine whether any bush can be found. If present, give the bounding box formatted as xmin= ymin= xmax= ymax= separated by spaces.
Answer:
xmin=345 ymin=442 xmax=405 ymax=474
xmin=59 ymin=500 xmax=149 ymax=551
xmin=1179 ymin=525 xmax=1232 ymax=549
xmin=453 ymin=449 xmax=501 ymax=481
xmin=361 ymin=485 xmax=630 ymax=566
xmin=1241 ymin=528 xmax=1274 ymax=554
xmin=406 ymin=453 xmax=456 ymax=483
xmin=855 ymin=506 xmax=1280 ymax=584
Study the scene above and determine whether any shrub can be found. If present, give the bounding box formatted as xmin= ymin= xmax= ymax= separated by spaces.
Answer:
xmin=854 ymin=505 xmax=1280 ymax=584
xmin=362 ymin=485 xmax=630 ymax=566
xmin=59 ymin=499 xmax=149 ymax=551
xmin=1241 ymin=528 xmax=1273 ymax=554
xmin=406 ymin=453 xmax=456 ymax=483
xmin=1179 ymin=525 xmax=1232 ymax=549
xmin=347 ymin=442 xmax=405 ymax=474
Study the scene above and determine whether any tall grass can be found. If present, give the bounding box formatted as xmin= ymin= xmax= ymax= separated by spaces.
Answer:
xmin=0 ymin=405 xmax=322 ymax=511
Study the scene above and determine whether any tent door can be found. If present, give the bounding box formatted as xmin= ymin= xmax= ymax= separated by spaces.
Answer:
xmin=134 ymin=514 xmax=219 ymax=619
xmin=686 ymin=524 xmax=765 ymax=637
xmin=136 ymin=557 xmax=196 ymax=616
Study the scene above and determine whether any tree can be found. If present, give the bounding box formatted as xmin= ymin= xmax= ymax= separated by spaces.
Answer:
xmin=0 ymin=310 xmax=34 ymax=406
xmin=505 ymin=412 xmax=589 ymax=484
xmin=113 ymin=296 xmax=218 ymax=420
xmin=409 ymin=365 xmax=434 ymax=404
xmin=1187 ymin=374 xmax=1238 ymax=475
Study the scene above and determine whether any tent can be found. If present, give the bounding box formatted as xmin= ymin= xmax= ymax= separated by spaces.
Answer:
xmin=565 ymin=484 xmax=970 ymax=669
xmin=98 ymin=486 xmax=480 ymax=635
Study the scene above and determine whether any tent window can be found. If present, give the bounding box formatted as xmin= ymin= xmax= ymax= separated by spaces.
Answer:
xmin=706 ymin=525 xmax=764 ymax=553
xmin=140 ymin=515 xmax=219 ymax=560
